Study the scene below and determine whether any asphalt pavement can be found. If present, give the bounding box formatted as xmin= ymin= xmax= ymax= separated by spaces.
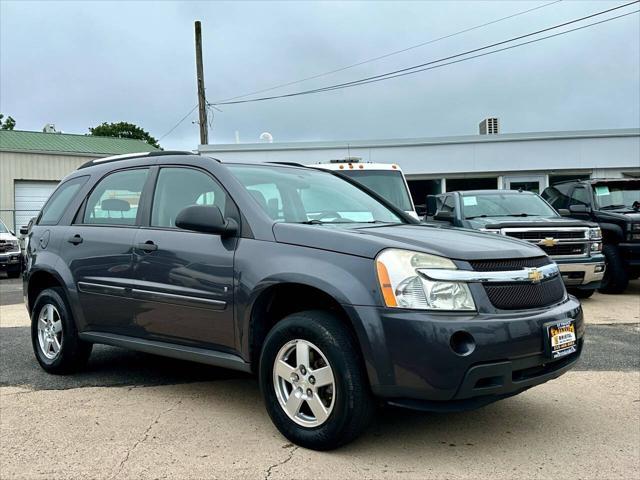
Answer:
xmin=1 ymin=275 xmax=639 ymax=479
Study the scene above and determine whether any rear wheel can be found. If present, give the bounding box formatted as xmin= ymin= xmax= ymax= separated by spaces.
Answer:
xmin=599 ymin=244 xmax=629 ymax=294
xmin=31 ymin=287 xmax=92 ymax=374
xmin=259 ymin=310 xmax=374 ymax=450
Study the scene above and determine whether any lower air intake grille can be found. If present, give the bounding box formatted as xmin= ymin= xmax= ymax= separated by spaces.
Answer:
xmin=483 ymin=276 xmax=565 ymax=310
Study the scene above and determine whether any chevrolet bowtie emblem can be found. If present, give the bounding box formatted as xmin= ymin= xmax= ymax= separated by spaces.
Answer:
xmin=538 ymin=237 xmax=559 ymax=247
xmin=528 ymin=268 xmax=543 ymax=283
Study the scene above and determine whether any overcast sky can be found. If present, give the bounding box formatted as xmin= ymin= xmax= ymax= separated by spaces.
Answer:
xmin=1 ymin=1 xmax=638 ymax=151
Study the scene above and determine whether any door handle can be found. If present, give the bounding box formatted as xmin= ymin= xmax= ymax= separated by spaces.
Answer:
xmin=67 ymin=234 xmax=83 ymax=245
xmin=136 ymin=241 xmax=158 ymax=252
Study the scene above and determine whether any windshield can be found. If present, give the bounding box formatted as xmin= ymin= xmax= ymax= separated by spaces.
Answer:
xmin=228 ymin=165 xmax=404 ymax=224
xmin=462 ymin=193 xmax=558 ymax=218
xmin=592 ymin=181 xmax=640 ymax=209
xmin=0 ymin=219 xmax=8 ymax=234
xmin=338 ymin=170 xmax=413 ymax=212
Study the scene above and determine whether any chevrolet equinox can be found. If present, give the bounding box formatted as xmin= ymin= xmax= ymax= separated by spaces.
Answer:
xmin=23 ymin=152 xmax=584 ymax=450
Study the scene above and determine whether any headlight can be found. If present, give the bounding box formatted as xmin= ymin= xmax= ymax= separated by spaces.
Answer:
xmin=7 ymin=240 xmax=20 ymax=252
xmin=375 ymin=249 xmax=476 ymax=311
xmin=631 ymin=224 xmax=640 ymax=232
xmin=589 ymin=227 xmax=602 ymax=240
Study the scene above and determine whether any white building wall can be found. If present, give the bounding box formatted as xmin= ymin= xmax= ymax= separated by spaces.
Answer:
xmin=0 ymin=151 xmax=98 ymax=229
xmin=199 ymin=131 xmax=640 ymax=178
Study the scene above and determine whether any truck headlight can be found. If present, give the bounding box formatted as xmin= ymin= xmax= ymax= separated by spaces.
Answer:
xmin=375 ymin=249 xmax=476 ymax=311
xmin=631 ymin=224 xmax=640 ymax=232
xmin=589 ymin=227 xmax=602 ymax=240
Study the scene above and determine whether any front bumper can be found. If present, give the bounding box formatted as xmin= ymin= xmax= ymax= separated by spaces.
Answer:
xmin=346 ymin=296 xmax=583 ymax=409
xmin=556 ymin=255 xmax=605 ymax=288
xmin=0 ymin=252 xmax=22 ymax=269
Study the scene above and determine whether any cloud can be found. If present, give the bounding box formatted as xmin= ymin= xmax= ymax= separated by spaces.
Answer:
xmin=1 ymin=0 xmax=638 ymax=150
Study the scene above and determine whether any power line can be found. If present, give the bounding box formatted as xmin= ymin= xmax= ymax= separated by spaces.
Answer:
xmin=213 ymin=0 xmax=639 ymax=106
xmin=158 ymin=104 xmax=198 ymax=141
xmin=312 ymin=9 xmax=640 ymax=94
xmin=213 ymin=0 xmax=564 ymax=103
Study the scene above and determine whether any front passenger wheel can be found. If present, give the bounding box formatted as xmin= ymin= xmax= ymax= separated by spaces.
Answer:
xmin=259 ymin=310 xmax=374 ymax=450
xmin=31 ymin=287 xmax=92 ymax=374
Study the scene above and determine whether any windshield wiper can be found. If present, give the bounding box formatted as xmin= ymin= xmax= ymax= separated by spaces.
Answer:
xmin=465 ymin=214 xmax=488 ymax=219
xmin=297 ymin=220 xmax=355 ymax=225
xmin=600 ymin=204 xmax=627 ymax=210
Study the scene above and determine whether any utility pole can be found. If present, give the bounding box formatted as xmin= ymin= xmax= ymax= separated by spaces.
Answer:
xmin=194 ymin=21 xmax=209 ymax=145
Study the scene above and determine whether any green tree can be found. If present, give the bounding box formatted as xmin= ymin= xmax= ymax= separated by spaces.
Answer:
xmin=0 ymin=114 xmax=16 ymax=130
xmin=89 ymin=121 xmax=160 ymax=149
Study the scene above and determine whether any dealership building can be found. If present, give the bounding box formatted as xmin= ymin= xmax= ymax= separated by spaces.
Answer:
xmin=0 ymin=128 xmax=159 ymax=231
xmin=199 ymin=127 xmax=640 ymax=209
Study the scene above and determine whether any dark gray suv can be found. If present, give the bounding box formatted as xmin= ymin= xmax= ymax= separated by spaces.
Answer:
xmin=23 ymin=152 xmax=584 ymax=450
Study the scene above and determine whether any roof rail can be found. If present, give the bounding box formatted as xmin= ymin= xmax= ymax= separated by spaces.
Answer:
xmin=78 ymin=150 xmax=194 ymax=169
xmin=266 ymin=161 xmax=309 ymax=168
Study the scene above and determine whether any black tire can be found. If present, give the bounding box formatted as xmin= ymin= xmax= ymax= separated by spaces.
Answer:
xmin=567 ymin=288 xmax=595 ymax=299
xmin=599 ymin=244 xmax=629 ymax=294
xmin=31 ymin=287 xmax=92 ymax=374
xmin=259 ymin=310 xmax=374 ymax=450
xmin=7 ymin=266 xmax=21 ymax=278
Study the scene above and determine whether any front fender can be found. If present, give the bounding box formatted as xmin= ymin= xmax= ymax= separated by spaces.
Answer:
xmin=234 ymin=238 xmax=381 ymax=359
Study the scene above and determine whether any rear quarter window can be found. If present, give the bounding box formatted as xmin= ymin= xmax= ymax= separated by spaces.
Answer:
xmin=38 ymin=176 xmax=89 ymax=225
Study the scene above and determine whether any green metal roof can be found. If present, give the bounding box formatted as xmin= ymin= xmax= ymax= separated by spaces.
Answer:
xmin=0 ymin=130 xmax=160 ymax=155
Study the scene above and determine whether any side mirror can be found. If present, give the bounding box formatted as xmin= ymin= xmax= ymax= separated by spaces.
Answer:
xmin=175 ymin=205 xmax=237 ymax=236
xmin=426 ymin=195 xmax=438 ymax=217
xmin=433 ymin=210 xmax=454 ymax=222
xmin=569 ymin=204 xmax=590 ymax=214
xmin=557 ymin=209 xmax=571 ymax=217
xmin=19 ymin=226 xmax=29 ymax=235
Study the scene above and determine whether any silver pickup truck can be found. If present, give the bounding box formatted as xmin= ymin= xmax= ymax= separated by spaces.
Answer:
xmin=426 ymin=190 xmax=605 ymax=298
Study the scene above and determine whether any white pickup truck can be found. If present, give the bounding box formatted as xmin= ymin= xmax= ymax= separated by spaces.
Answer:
xmin=310 ymin=158 xmax=419 ymax=219
xmin=0 ymin=218 xmax=22 ymax=278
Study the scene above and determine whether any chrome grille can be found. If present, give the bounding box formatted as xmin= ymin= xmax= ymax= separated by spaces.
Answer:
xmin=501 ymin=227 xmax=590 ymax=259
xmin=468 ymin=257 xmax=566 ymax=309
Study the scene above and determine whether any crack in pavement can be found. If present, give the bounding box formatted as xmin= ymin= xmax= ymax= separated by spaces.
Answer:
xmin=109 ymin=398 xmax=182 ymax=480
xmin=264 ymin=444 xmax=299 ymax=480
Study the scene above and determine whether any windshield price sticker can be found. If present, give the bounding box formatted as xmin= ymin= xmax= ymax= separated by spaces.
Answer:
xmin=594 ymin=186 xmax=610 ymax=196
xmin=463 ymin=196 xmax=478 ymax=206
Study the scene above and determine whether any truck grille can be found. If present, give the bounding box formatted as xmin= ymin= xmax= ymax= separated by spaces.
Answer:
xmin=506 ymin=230 xmax=586 ymax=241
xmin=538 ymin=244 xmax=586 ymax=256
xmin=0 ymin=241 xmax=16 ymax=254
xmin=468 ymin=257 xmax=565 ymax=309
xmin=501 ymin=227 xmax=590 ymax=259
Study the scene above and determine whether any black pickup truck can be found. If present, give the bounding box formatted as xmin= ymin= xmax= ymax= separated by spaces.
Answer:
xmin=427 ymin=190 xmax=605 ymax=298
xmin=542 ymin=178 xmax=640 ymax=293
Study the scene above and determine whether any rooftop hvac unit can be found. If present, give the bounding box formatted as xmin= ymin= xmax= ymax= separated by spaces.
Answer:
xmin=479 ymin=118 xmax=499 ymax=135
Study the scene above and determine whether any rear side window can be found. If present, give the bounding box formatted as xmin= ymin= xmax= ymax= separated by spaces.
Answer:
xmin=542 ymin=185 xmax=570 ymax=209
xmin=39 ymin=176 xmax=89 ymax=225
xmin=570 ymin=187 xmax=590 ymax=206
xmin=82 ymin=169 xmax=149 ymax=225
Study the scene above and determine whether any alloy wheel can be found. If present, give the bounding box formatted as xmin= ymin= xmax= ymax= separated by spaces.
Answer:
xmin=37 ymin=304 xmax=63 ymax=360
xmin=272 ymin=339 xmax=336 ymax=427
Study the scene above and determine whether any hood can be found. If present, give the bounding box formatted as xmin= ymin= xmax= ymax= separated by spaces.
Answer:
xmin=273 ymin=222 xmax=545 ymax=261
xmin=0 ymin=232 xmax=18 ymax=242
xmin=467 ymin=215 xmax=596 ymax=230
xmin=598 ymin=209 xmax=640 ymax=222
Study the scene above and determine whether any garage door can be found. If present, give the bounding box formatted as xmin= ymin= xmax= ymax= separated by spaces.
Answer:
xmin=14 ymin=181 xmax=59 ymax=229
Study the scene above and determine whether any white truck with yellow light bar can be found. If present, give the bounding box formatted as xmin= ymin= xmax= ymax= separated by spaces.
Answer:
xmin=310 ymin=158 xmax=419 ymax=220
